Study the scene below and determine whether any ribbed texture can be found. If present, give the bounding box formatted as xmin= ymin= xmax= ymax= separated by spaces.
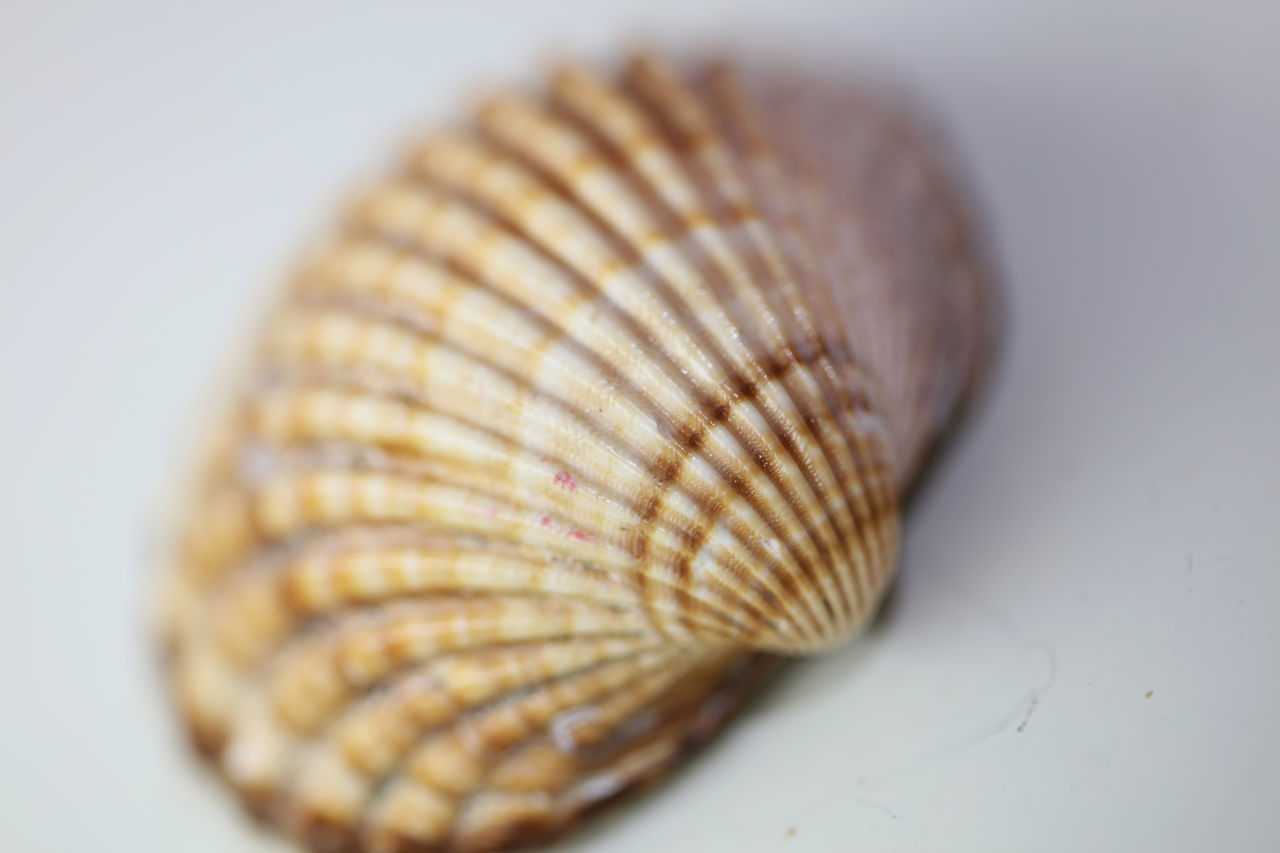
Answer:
xmin=158 ymin=53 xmax=996 ymax=852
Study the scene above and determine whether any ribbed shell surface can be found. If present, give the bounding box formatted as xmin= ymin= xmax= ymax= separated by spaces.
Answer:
xmin=158 ymin=53 xmax=996 ymax=852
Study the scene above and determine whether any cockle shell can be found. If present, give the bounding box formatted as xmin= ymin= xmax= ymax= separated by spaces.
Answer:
xmin=157 ymin=51 xmax=996 ymax=852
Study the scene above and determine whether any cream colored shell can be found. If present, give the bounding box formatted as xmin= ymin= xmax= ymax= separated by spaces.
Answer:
xmin=158 ymin=52 xmax=996 ymax=852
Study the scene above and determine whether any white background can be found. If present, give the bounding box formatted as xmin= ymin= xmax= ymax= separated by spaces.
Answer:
xmin=2 ymin=1 xmax=1277 ymax=850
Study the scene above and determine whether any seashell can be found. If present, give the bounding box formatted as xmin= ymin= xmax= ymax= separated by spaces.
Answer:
xmin=157 ymin=51 xmax=997 ymax=852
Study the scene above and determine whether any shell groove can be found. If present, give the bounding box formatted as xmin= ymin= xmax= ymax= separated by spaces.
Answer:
xmin=158 ymin=52 xmax=996 ymax=851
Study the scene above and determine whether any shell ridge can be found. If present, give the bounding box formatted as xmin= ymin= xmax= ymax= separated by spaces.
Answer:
xmin=617 ymin=56 xmax=868 ymax=632
xmin=544 ymin=65 xmax=851 ymax=590
xmin=626 ymin=54 xmax=883 ymax=626
xmin=363 ymin=646 xmax=688 ymax=848
xmin=351 ymin=171 xmax=840 ymax=644
xmin=260 ymin=295 xmax=822 ymax=646
xmin=759 ymin=77 xmax=908 ymax=490
xmin=275 ymin=635 xmax=672 ymax=846
xmin=465 ymin=99 xmax=844 ymax=641
xmin=217 ymin=596 xmax=669 ymax=796
xmin=405 ymin=133 xmax=861 ymax=638
xmin=439 ymin=650 xmax=695 ymax=846
xmin=548 ymin=64 xmax=867 ymax=642
xmin=699 ymin=63 xmax=902 ymax=616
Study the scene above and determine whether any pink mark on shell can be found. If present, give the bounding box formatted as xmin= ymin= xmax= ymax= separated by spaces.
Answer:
xmin=539 ymin=516 xmax=552 ymax=528
xmin=553 ymin=470 xmax=578 ymax=491
xmin=567 ymin=530 xmax=590 ymax=542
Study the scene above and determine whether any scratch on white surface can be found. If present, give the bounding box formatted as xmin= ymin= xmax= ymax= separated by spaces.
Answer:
xmin=911 ymin=646 xmax=1056 ymax=762
xmin=779 ymin=595 xmax=1063 ymax=833
xmin=868 ymin=604 xmax=1060 ymax=789
xmin=1015 ymin=694 xmax=1040 ymax=734
xmin=1010 ymin=639 xmax=1059 ymax=736
xmin=963 ymin=597 xmax=1059 ymax=739
xmin=780 ymin=781 xmax=903 ymax=836
xmin=851 ymin=793 xmax=901 ymax=821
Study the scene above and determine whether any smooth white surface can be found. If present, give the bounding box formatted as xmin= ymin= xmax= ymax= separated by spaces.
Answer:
xmin=1 ymin=1 xmax=1277 ymax=850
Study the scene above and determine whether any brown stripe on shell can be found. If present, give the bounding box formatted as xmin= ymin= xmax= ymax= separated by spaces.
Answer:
xmin=468 ymin=94 xmax=847 ymax=639
xmin=343 ymin=182 xmax=841 ymax=644
xmin=546 ymin=64 xmax=856 ymax=633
